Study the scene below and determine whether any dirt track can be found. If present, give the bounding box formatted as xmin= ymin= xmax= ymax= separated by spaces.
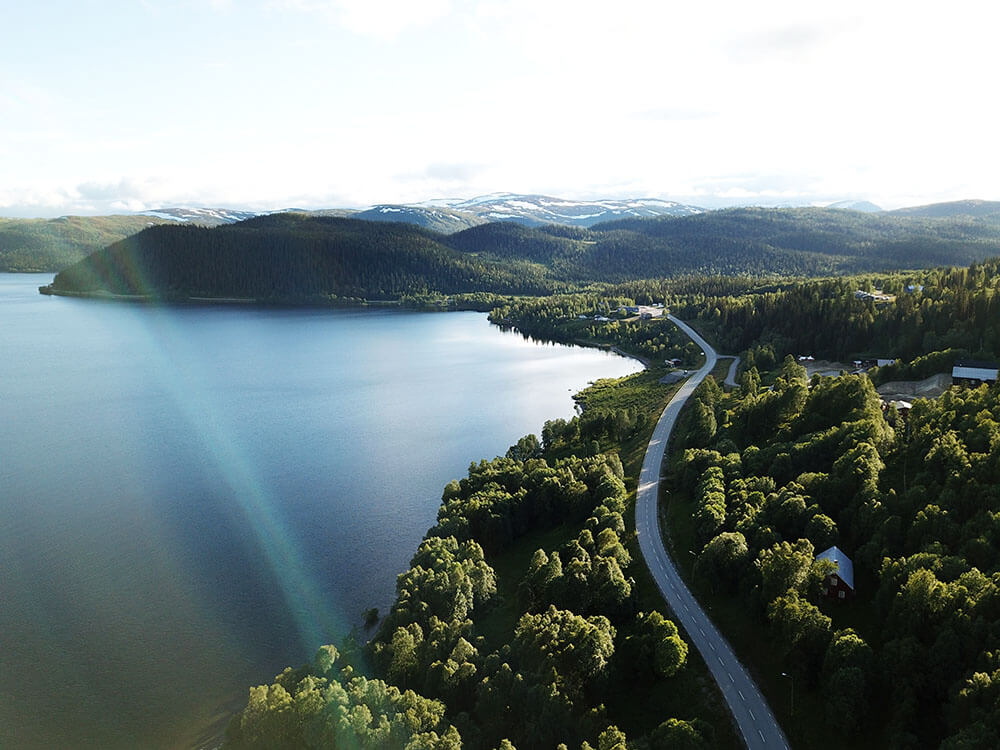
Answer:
xmin=876 ymin=372 xmax=951 ymax=402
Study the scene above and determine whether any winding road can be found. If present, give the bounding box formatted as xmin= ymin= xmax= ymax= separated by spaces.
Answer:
xmin=724 ymin=355 xmax=742 ymax=388
xmin=635 ymin=315 xmax=789 ymax=750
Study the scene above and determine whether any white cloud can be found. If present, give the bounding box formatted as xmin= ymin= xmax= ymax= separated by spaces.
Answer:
xmin=273 ymin=0 xmax=452 ymax=39
xmin=4 ymin=0 xmax=1000 ymax=215
xmin=110 ymin=199 xmax=151 ymax=212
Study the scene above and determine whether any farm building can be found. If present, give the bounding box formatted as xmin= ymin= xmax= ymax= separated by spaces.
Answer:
xmin=952 ymin=361 xmax=999 ymax=387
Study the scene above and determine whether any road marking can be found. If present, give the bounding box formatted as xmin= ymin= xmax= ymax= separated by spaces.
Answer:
xmin=739 ymin=690 xmax=745 ymax=700
xmin=728 ymin=672 xmax=734 ymax=682
xmin=759 ymin=729 xmax=765 ymax=742
xmin=749 ymin=708 xmax=756 ymax=721
xmin=717 ymin=656 xmax=725 ymax=666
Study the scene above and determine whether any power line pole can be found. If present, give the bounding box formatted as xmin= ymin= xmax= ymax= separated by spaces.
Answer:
xmin=781 ymin=672 xmax=794 ymax=717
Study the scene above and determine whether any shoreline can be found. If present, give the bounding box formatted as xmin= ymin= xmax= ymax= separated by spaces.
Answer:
xmin=36 ymin=285 xmax=499 ymax=312
xmin=609 ymin=344 xmax=651 ymax=368
xmin=39 ymin=285 xmax=310 ymax=306
xmin=40 ymin=281 xmax=654 ymax=393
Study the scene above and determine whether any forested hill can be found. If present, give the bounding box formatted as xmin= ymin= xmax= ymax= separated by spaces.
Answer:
xmin=43 ymin=214 xmax=556 ymax=301
xmin=671 ymin=258 xmax=1000 ymax=371
xmin=42 ymin=206 xmax=1000 ymax=301
xmin=0 ymin=215 xmax=175 ymax=272
xmin=889 ymin=199 xmax=1000 ymax=219
xmin=589 ymin=206 xmax=1000 ymax=275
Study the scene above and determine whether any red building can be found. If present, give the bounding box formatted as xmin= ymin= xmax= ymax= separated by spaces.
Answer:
xmin=816 ymin=545 xmax=855 ymax=600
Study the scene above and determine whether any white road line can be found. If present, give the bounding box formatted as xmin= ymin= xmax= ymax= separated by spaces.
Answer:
xmin=739 ymin=690 xmax=746 ymax=700
xmin=749 ymin=708 xmax=756 ymax=721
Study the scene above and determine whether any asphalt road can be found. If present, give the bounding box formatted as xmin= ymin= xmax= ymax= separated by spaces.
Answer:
xmin=724 ymin=355 xmax=742 ymax=387
xmin=635 ymin=315 xmax=790 ymax=750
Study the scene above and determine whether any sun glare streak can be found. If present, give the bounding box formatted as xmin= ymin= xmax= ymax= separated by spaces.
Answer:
xmin=116 ymin=275 xmax=347 ymax=652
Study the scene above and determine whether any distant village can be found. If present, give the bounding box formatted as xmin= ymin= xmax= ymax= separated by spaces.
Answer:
xmin=852 ymin=284 xmax=923 ymax=303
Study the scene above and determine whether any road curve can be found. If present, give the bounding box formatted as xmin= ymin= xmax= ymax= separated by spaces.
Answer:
xmin=635 ymin=315 xmax=789 ymax=750
xmin=724 ymin=355 xmax=742 ymax=388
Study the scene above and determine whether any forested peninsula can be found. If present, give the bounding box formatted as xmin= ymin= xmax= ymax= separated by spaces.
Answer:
xmin=38 ymin=205 xmax=1000 ymax=303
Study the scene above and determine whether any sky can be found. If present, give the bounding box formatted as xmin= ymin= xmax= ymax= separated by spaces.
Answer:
xmin=2 ymin=0 xmax=999 ymax=217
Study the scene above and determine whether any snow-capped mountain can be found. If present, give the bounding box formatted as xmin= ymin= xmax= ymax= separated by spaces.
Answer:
xmin=352 ymin=205 xmax=485 ymax=233
xmin=135 ymin=194 xmax=706 ymax=232
xmin=826 ymin=200 xmax=883 ymax=213
xmin=137 ymin=207 xmax=261 ymax=226
xmin=420 ymin=193 xmax=703 ymax=227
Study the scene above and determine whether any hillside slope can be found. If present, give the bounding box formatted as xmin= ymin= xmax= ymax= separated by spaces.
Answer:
xmin=588 ymin=207 xmax=1000 ymax=274
xmin=353 ymin=205 xmax=486 ymax=233
xmin=38 ymin=204 xmax=1000 ymax=301
xmin=0 ymin=215 xmax=175 ymax=272
xmin=44 ymin=214 xmax=555 ymax=300
xmin=889 ymin=199 xmax=1000 ymax=219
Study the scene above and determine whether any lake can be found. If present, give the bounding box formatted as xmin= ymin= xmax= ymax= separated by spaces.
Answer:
xmin=0 ymin=273 xmax=642 ymax=749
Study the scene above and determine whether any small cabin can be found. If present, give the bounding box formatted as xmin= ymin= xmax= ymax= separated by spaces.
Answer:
xmin=952 ymin=361 xmax=1000 ymax=387
xmin=816 ymin=545 xmax=855 ymax=600
xmin=887 ymin=399 xmax=912 ymax=416
xmin=881 ymin=400 xmax=913 ymax=423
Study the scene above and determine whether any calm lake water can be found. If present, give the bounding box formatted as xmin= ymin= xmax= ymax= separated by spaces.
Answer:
xmin=0 ymin=273 xmax=641 ymax=749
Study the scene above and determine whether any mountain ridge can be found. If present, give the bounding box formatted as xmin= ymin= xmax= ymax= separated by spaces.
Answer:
xmin=42 ymin=204 xmax=1000 ymax=301
xmin=9 ymin=195 xmax=1000 ymax=274
xmin=136 ymin=207 xmax=260 ymax=225
xmin=418 ymin=193 xmax=704 ymax=227
xmin=888 ymin=199 xmax=1000 ymax=218
xmin=826 ymin=199 xmax=883 ymax=212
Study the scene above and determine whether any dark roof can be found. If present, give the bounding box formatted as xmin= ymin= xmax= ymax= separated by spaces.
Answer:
xmin=955 ymin=360 xmax=1000 ymax=369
